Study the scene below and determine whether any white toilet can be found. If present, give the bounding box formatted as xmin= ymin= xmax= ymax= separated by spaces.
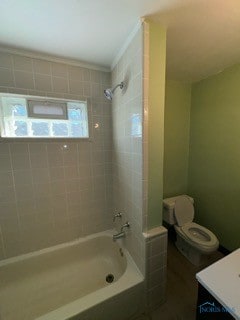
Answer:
xmin=163 ymin=195 xmax=219 ymax=266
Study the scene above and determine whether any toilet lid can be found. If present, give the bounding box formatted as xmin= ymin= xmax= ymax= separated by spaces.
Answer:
xmin=174 ymin=196 xmax=194 ymax=226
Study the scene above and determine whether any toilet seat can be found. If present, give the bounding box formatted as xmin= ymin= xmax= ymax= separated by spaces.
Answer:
xmin=174 ymin=196 xmax=219 ymax=253
xmin=175 ymin=223 xmax=219 ymax=253
xmin=181 ymin=222 xmax=218 ymax=247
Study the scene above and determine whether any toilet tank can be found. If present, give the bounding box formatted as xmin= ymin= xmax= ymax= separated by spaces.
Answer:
xmin=163 ymin=195 xmax=194 ymax=225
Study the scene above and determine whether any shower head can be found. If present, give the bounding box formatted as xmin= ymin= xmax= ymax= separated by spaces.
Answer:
xmin=104 ymin=82 xmax=124 ymax=101
xmin=104 ymin=88 xmax=113 ymax=101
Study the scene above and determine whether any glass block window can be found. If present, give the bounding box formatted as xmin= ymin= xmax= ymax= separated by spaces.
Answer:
xmin=131 ymin=114 xmax=142 ymax=137
xmin=0 ymin=94 xmax=89 ymax=138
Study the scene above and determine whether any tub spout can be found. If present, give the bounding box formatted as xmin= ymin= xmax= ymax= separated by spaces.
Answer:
xmin=113 ymin=222 xmax=130 ymax=241
xmin=113 ymin=231 xmax=125 ymax=241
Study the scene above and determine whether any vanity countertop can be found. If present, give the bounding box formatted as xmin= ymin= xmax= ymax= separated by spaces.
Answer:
xmin=196 ymin=248 xmax=240 ymax=320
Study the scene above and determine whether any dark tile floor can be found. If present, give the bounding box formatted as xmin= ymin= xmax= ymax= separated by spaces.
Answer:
xmin=137 ymin=235 xmax=224 ymax=320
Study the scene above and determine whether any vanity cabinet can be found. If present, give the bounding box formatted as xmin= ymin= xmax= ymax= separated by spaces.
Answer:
xmin=196 ymin=249 xmax=240 ymax=320
xmin=196 ymin=283 xmax=234 ymax=319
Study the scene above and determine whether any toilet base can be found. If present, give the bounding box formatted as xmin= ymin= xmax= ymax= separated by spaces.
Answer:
xmin=175 ymin=235 xmax=211 ymax=266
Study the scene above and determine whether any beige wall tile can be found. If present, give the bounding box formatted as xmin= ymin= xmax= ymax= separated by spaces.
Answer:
xmin=49 ymin=167 xmax=64 ymax=181
xmin=111 ymin=28 xmax=144 ymax=272
xmin=0 ymin=68 xmax=14 ymax=87
xmin=45 ymin=92 xmax=64 ymax=98
xmin=68 ymin=65 xmax=83 ymax=80
xmin=28 ymin=143 xmax=46 ymax=154
xmin=63 ymin=152 xmax=78 ymax=166
xmin=14 ymin=70 xmax=34 ymax=89
xmin=0 ymin=154 xmax=12 ymax=172
xmin=52 ymin=76 xmax=68 ymax=93
xmin=32 ymin=168 xmax=49 ymax=184
xmin=12 ymin=154 xmax=30 ymax=170
xmin=0 ymin=171 xmax=13 ymax=186
xmin=0 ymin=143 xmax=10 ymax=154
xmin=0 ymin=52 xmax=12 ymax=68
xmin=1 ymin=217 xmax=20 ymax=239
xmin=46 ymin=142 xmax=63 ymax=153
xmin=69 ymin=79 xmax=83 ymax=95
xmin=34 ymin=183 xmax=51 ymax=198
xmin=68 ymin=203 xmax=82 ymax=218
xmin=51 ymin=62 xmax=67 ymax=77
xmin=0 ymin=245 xmax=5 ymax=260
xmin=93 ymin=164 xmax=105 ymax=177
xmin=65 ymin=179 xmax=79 ymax=193
xmin=13 ymin=56 xmax=32 ymax=72
xmin=90 ymin=70 xmax=101 ymax=83
xmin=0 ymin=202 xmax=17 ymax=219
xmin=17 ymin=200 xmax=36 ymax=216
xmin=78 ymin=150 xmax=91 ymax=163
xmin=10 ymin=143 xmax=28 ymax=155
xmin=50 ymin=181 xmax=65 ymax=196
xmin=33 ymin=222 xmax=55 ymax=248
xmin=35 ymin=209 xmax=53 ymax=225
xmin=0 ymin=53 xmax=113 ymax=260
xmin=82 ymin=68 xmax=90 ymax=81
xmin=102 ymin=72 xmax=111 ymax=85
xmin=8 ymin=87 xmax=28 ymax=95
xmin=35 ymin=73 xmax=52 ymax=91
xmin=78 ymin=164 xmax=92 ymax=179
xmin=67 ymin=191 xmax=81 ymax=206
xmin=30 ymin=153 xmax=48 ymax=168
xmin=66 ymin=145 xmax=79 ymax=156
xmin=4 ymin=241 xmax=23 ymax=258
xmin=15 ymin=184 xmax=34 ymax=201
xmin=53 ymin=217 xmax=71 ymax=241
xmin=33 ymin=59 xmax=51 ymax=74
xmin=63 ymin=93 xmax=82 ymax=100
xmin=47 ymin=151 xmax=64 ymax=167
xmin=91 ymin=83 xmax=101 ymax=98
xmin=83 ymin=82 xmax=91 ymax=97
xmin=78 ymin=177 xmax=92 ymax=190
xmin=27 ymin=89 xmax=46 ymax=96
xmin=51 ymin=195 xmax=67 ymax=215
xmin=64 ymin=166 xmax=78 ymax=179
xmin=13 ymin=170 xmax=32 ymax=186
xmin=69 ymin=216 xmax=83 ymax=238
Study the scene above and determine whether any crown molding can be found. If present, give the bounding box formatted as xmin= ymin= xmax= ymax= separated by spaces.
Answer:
xmin=0 ymin=46 xmax=110 ymax=72
xmin=111 ymin=20 xmax=142 ymax=71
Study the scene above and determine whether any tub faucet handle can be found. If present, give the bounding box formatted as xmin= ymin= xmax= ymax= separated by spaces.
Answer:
xmin=113 ymin=212 xmax=122 ymax=222
xmin=112 ymin=221 xmax=130 ymax=241
xmin=120 ymin=221 xmax=130 ymax=232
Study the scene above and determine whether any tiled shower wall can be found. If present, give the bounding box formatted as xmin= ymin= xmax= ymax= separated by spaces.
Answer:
xmin=112 ymin=28 xmax=145 ymax=273
xmin=0 ymin=52 xmax=113 ymax=260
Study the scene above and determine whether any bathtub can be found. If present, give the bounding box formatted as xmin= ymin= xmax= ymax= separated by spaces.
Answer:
xmin=0 ymin=230 xmax=144 ymax=320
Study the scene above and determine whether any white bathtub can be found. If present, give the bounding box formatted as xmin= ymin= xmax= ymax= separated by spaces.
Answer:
xmin=0 ymin=230 xmax=144 ymax=320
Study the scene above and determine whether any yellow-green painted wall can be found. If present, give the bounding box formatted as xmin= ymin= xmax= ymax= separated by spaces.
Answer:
xmin=163 ymin=80 xmax=191 ymax=198
xmin=188 ymin=64 xmax=240 ymax=251
xmin=146 ymin=20 xmax=166 ymax=229
xmin=146 ymin=25 xmax=239 ymax=249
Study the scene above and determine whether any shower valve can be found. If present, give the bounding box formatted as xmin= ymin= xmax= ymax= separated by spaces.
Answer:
xmin=113 ymin=212 xmax=122 ymax=222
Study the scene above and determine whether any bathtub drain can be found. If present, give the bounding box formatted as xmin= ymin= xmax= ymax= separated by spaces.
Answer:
xmin=106 ymin=274 xmax=114 ymax=283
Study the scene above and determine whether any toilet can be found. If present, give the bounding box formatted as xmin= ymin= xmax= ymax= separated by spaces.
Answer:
xmin=163 ymin=195 xmax=219 ymax=266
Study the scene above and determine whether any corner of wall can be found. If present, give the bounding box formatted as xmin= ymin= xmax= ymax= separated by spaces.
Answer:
xmin=142 ymin=18 xmax=167 ymax=230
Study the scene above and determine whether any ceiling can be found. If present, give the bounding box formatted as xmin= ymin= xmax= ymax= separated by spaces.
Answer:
xmin=0 ymin=0 xmax=240 ymax=82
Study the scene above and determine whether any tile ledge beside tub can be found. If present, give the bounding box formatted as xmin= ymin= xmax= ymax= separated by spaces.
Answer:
xmin=144 ymin=226 xmax=168 ymax=311
xmin=143 ymin=226 xmax=168 ymax=241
